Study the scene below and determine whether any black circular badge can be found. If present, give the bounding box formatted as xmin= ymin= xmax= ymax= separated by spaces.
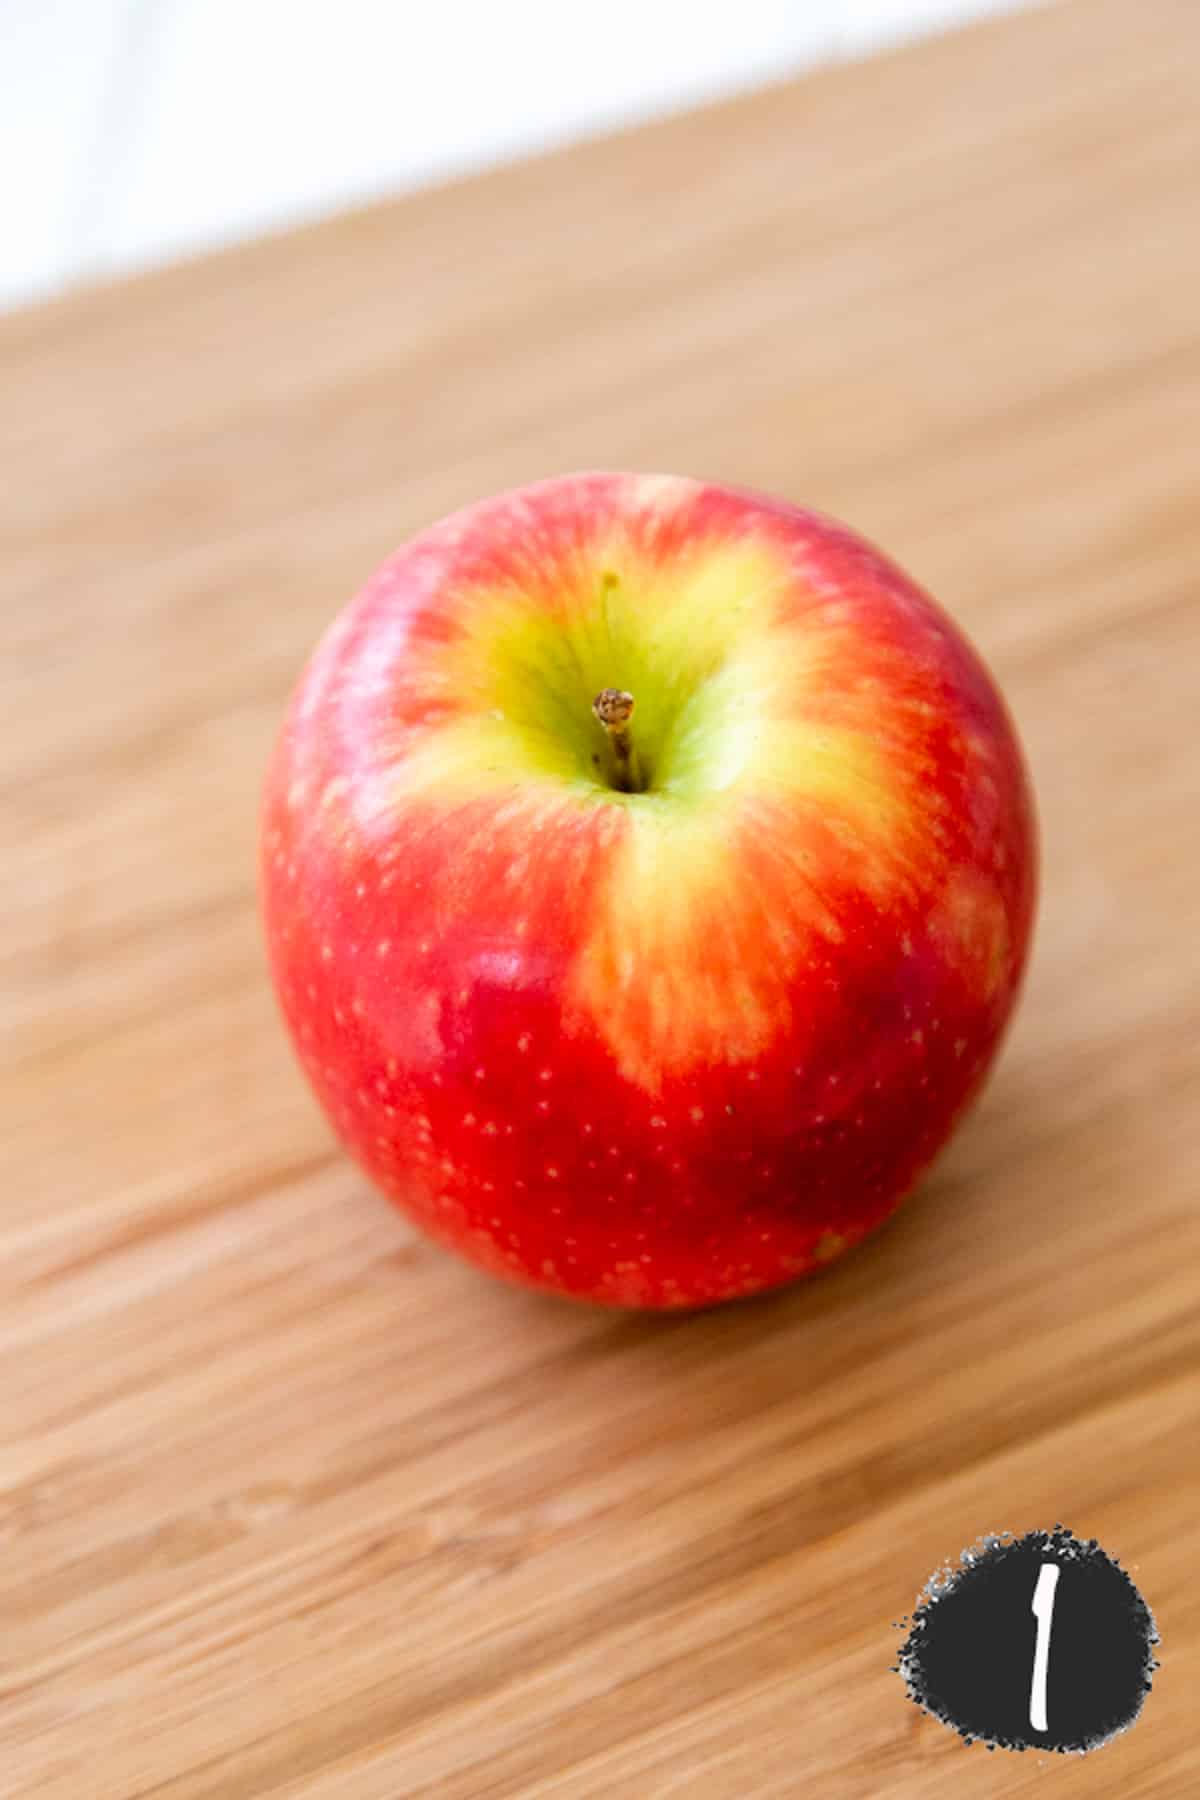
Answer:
xmin=893 ymin=1525 xmax=1159 ymax=1754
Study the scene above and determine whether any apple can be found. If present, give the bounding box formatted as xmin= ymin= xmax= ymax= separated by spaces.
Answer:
xmin=260 ymin=472 xmax=1036 ymax=1309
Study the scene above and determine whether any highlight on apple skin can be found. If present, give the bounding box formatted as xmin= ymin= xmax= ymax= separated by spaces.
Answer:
xmin=260 ymin=472 xmax=1037 ymax=1309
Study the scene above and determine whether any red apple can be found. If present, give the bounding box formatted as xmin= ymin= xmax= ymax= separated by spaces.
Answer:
xmin=260 ymin=473 xmax=1036 ymax=1309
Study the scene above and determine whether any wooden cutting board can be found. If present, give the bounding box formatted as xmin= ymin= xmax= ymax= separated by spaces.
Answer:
xmin=4 ymin=0 xmax=1198 ymax=1792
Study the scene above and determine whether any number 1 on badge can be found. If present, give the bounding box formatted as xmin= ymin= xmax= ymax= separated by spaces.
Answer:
xmin=1030 ymin=1563 xmax=1060 ymax=1733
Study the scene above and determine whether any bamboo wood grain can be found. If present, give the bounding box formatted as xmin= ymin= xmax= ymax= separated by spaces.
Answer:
xmin=4 ymin=0 xmax=1199 ymax=1792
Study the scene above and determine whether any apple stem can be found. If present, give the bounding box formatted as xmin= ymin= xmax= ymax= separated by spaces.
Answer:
xmin=592 ymin=688 xmax=642 ymax=792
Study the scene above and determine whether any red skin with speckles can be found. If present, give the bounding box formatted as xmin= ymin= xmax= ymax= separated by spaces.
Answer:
xmin=261 ymin=474 xmax=1037 ymax=1309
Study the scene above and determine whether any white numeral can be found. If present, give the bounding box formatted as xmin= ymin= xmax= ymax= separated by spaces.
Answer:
xmin=1030 ymin=1562 xmax=1060 ymax=1732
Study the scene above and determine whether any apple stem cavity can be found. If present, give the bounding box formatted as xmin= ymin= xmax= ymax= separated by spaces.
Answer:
xmin=592 ymin=687 xmax=643 ymax=793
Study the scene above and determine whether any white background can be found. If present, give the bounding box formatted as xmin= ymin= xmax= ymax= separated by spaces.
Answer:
xmin=2 ymin=0 xmax=1030 ymax=314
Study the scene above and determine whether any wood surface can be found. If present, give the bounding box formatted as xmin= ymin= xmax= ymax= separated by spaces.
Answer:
xmin=4 ymin=0 xmax=1199 ymax=1792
